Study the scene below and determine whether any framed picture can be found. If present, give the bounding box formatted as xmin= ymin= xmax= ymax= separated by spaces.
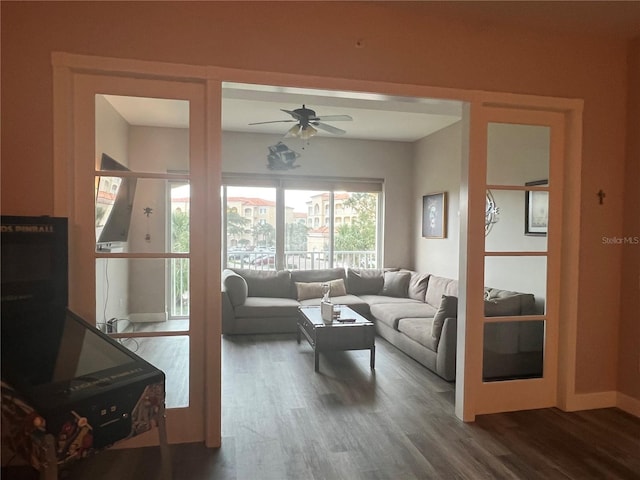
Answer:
xmin=525 ymin=180 xmax=548 ymax=236
xmin=422 ymin=192 xmax=447 ymax=238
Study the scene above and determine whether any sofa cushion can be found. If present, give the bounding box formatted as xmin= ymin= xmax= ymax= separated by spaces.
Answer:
xmin=359 ymin=295 xmax=422 ymax=306
xmin=397 ymin=317 xmax=438 ymax=352
xmin=222 ymin=270 xmax=248 ymax=307
xmin=295 ymin=278 xmax=347 ymax=301
xmin=234 ymin=296 xmax=301 ymax=318
xmin=425 ymin=275 xmax=459 ymax=308
xmin=380 ymin=270 xmax=411 ymax=298
xmin=346 ymin=268 xmax=384 ymax=295
xmin=485 ymin=290 xmax=537 ymax=315
xmin=290 ymin=268 xmax=346 ymax=298
xmin=407 ymin=271 xmax=430 ymax=301
xmin=231 ymin=269 xmax=291 ymax=298
xmin=370 ymin=302 xmax=438 ymax=330
xmin=431 ymin=295 xmax=458 ymax=341
xmin=485 ymin=294 xmax=534 ymax=317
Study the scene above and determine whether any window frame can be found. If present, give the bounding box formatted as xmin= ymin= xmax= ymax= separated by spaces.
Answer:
xmin=222 ymin=174 xmax=384 ymax=270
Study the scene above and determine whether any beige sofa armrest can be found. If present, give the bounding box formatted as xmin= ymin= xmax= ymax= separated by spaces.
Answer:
xmin=222 ymin=269 xmax=248 ymax=306
xmin=221 ymin=269 xmax=248 ymax=334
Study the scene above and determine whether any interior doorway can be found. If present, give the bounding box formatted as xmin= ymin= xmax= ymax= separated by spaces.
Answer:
xmin=54 ymin=53 xmax=582 ymax=446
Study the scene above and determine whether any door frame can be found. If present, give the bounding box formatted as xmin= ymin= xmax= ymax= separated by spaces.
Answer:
xmin=53 ymin=57 xmax=218 ymax=446
xmin=53 ymin=52 xmax=584 ymax=443
xmin=461 ymin=106 xmax=566 ymax=419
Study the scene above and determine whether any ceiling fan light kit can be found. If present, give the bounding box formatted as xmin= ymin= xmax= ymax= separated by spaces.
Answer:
xmin=286 ymin=124 xmax=317 ymax=140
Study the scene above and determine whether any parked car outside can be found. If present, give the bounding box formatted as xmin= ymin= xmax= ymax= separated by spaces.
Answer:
xmin=252 ymin=254 xmax=275 ymax=266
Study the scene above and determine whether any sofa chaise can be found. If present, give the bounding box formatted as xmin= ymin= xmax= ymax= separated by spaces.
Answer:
xmin=221 ymin=267 xmax=541 ymax=381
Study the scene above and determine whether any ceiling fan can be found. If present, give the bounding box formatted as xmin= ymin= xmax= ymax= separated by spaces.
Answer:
xmin=249 ymin=104 xmax=353 ymax=140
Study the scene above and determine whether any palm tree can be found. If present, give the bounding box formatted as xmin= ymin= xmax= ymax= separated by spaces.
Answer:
xmin=227 ymin=208 xmax=250 ymax=242
xmin=253 ymin=221 xmax=275 ymax=247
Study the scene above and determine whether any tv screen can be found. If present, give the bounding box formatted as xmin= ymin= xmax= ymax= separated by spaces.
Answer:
xmin=95 ymin=153 xmax=137 ymax=246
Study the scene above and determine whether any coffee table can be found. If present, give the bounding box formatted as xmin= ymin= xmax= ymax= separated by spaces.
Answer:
xmin=297 ymin=305 xmax=376 ymax=372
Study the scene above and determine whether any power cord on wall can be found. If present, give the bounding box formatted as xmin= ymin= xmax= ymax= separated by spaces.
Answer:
xmin=98 ymin=257 xmax=139 ymax=353
xmin=96 ymin=316 xmax=140 ymax=353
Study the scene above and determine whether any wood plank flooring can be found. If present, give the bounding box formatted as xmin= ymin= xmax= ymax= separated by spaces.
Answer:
xmin=3 ymin=333 xmax=639 ymax=479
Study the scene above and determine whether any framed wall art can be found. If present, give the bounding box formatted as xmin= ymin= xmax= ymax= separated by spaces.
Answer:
xmin=525 ymin=179 xmax=548 ymax=236
xmin=422 ymin=192 xmax=447 ymax=238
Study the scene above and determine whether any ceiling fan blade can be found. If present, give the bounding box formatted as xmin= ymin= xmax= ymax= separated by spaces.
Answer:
xmin=313 ymin=122 xmax=346 ymax=135
xmin=281 ymin=109 xmax=303 ymax=121
xmin=315 ymin=114 xmax=353 ymax=122
xmin=248 ymin=119 xmax=297 ymax=125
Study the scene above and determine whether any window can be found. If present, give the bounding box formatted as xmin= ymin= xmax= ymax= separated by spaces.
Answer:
xmin=222 ymin=176 xmax=382 ymax=271
xmin=225 ymin=186 xmax=276 ymax=268
xmin=169 ymin=182 xmax=190 ymax=318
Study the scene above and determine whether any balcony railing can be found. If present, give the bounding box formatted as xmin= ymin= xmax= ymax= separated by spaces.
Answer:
xmin=225 ymin=250 xmax=377 ymax=271
xmin=170 ymin=257 xmax=189 ymax=318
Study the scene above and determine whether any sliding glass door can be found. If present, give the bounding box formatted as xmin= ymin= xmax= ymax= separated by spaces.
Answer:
xmin=223 ymin=180 xmax=382 ymax=271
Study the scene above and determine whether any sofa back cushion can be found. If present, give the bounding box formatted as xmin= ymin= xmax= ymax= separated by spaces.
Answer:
xmin=231 ymin=269 xmax=291 ymax=298
xmin=484 ymin=293 xmax=536 ymax=316
xmin=380 ymin=270 xmax=411 ymax=297
xmin=290 ymin=268 xmax=346 ymax=298
xmin=346 ymin=268 xmax=385 ymax=295
xmin=425 ymin=275 xmax=459 ymax=308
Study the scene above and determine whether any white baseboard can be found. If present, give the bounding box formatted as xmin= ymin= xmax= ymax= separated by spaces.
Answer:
xmin=563 ymin=390 xmax=640 ymax=418
xmin=617 ymin=392 xmax=640 ymax=418
xmin=128 ymin=312 xmax=168 ymax=323
xmin=564 ymin=390 xmax=617 ymax=411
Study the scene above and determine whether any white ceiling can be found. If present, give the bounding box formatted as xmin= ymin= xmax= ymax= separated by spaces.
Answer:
xmin=104 ymin=84 xmax=463 ymax=143
xmin=221 ymin=83 xmax=462 ymax=142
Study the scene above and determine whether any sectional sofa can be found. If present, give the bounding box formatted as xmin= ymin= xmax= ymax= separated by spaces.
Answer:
xmin=221 ymin=267 xmax=541 ymax=381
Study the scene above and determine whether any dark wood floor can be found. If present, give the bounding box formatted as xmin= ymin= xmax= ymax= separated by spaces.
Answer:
xmin=4 ymin=334 xmax=640 ymax=479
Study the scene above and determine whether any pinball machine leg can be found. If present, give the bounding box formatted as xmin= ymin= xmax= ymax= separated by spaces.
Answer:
xmin=158 ymin=405 xmax=172 ymax=480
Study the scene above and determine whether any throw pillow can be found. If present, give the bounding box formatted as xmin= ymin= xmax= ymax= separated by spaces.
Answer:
xmin=295 ymin=278 xmax=347 ymax=301
xmin=431 ymin=295 xmax=458 ymax=341
xmin=380 ymin=270 xmax=411 ymax=298
xmin=408 ymin=271 xmax=430 ymax=301
xmin=327 ymin=278 xmax=347 ymax=297
xmin=290 ymin=268 xmax=346 ymax=298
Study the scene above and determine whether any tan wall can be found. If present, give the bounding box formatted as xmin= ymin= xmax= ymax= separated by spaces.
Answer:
xmin=618 ymin=37 xmax=640 ymax=400
xmin=413 ymin=122 xmax=462 ymax=279
xmin=0 ymin=2 xmax=635 ymax=397
xmin=222 ymin=131 xmax=414 ymax=267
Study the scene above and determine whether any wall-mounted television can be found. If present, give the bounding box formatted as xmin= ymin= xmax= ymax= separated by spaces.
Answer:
xmin=95 ymin=153 xmax=137 ymax=248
